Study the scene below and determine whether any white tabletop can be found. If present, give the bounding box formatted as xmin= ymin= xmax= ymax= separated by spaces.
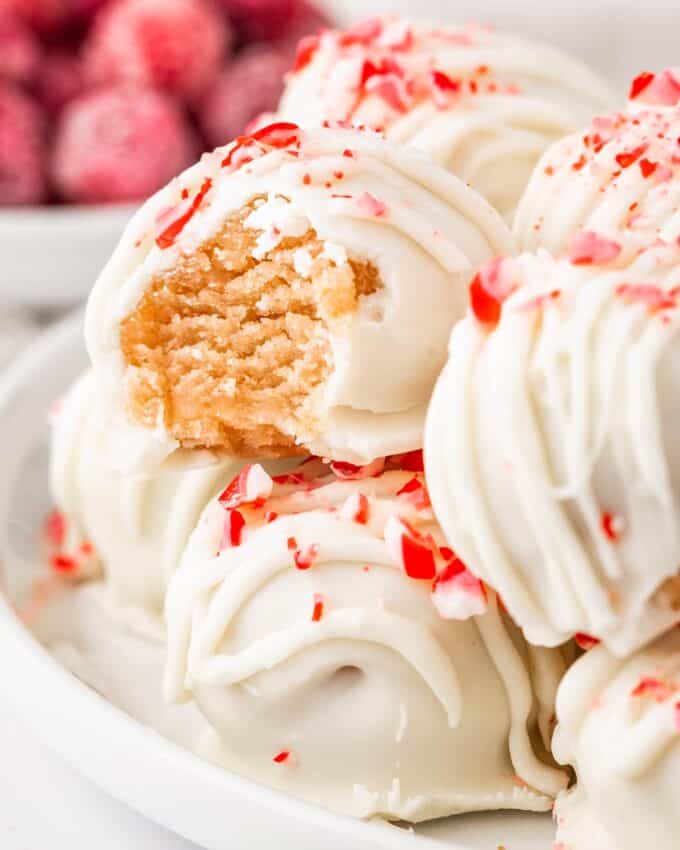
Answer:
xmin=0 ymin=697 xmax=198 ymax=850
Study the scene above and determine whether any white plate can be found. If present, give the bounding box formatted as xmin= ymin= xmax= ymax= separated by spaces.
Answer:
xmin=0 ymin=312 xmax=554 ymax=850
xmin=0 ymin=204 xmax=135 ymax=309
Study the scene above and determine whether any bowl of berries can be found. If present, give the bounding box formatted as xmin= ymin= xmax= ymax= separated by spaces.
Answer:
xmin=0 ymin=0 xmax=330 ymax=308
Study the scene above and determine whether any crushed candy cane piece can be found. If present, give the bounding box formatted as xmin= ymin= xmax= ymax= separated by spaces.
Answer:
xmin=568 ymin=231 xmax=621 ymax=266
xmin=219 ymin=464 xmax=273 ymax=509
xmin=384 ymin=515 xmax=436 ymax=580
xmin=431 ymin=557 xmax=487 ymax=619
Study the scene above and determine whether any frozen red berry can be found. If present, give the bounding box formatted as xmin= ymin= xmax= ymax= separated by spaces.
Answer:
xmin=0 ymin=0 xmax=109 ymax=36
xmin=219 ymin=0 xmax=297 ymax=43
xmin=39 ymin=51 xmax=85 ymax=113
xmin=52 ymin=86 xmax=197 ymax=204
xmin=84 ymin=0 xmax=231 ymax=100
xmin=0 ymin=83 xmax=47 ymax=205
xmin=277 ymin=0 xmax=329 ymax=58
xmin=199 ymin=44 xmax=290 ymax=146
xmin=0 ymin=15 xmax=42 ymax=86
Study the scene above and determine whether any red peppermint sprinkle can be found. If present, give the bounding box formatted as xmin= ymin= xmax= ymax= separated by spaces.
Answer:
xmin=632 ymin=68 xmax=680 ymax=106
xmin=384 ymin=516 xmax=436 ymax=580
xmin=397 ymin=477 xmax=431 ymax=511
xmin=431 ymin=555 xmax=487 ymax=620
xmin=631 ymin=676 xmax=678 ymax=702
xmin=294 ymin=543 xmax=320 ymax=570
xmin=429 ymin=70 xmax=461 ymax=109
xmin=389 ymin=450 xmax=424 ymax=472
xmin=469 ymin=257 xmax=519 ymax=328
xmin=265 ymin=511 xmax=278 ymax=523
xmin=251 ymin=121 xmax=301 ymax=149
xmin=218 ymin=464 xmax=273 ymax=509
xmin=629 ymin=71 xmax=655 ymax=100
xmin=156 ymin=177 xmax=212 ymax=249
xmin=639 ymin=158 xmax=657 ymax=178
xmin=615 ymin=144 xmax=648 ymax=169
xmin=568 ymin=230 xmax=622 ymax=266
xmin=357 ymin=191 xmax=389 ymax=219
xmin=273 ymin=750 xmax=291 ymax=764
xmin=340 ymin=491 xmax=370 ymax=524
xmin=292 ymin=35 xmax=320 ymax=74
xmin=271 ymin=472 xmax=305 ymax=485
xmin=616 ymin=283 xmax=677 ymax=313
xmin=221 ymin=509 xmax=245 ymax=549
xmin=601 ymin=511 xmax=624 ymax=542
xmin=287 ymin=536 xmax=298 ymax=551
xmin=49 ymin=554 xmax=78 ymax=574
xmin=311 ymin=593 xmax=325 ymax=622
xmin=330 ymin=458 xmax=385 ymax=480
xmin=44 ymin=509 xmax=66 ymax=548
xmin=574 ymin=633 xmax=601 ymax=651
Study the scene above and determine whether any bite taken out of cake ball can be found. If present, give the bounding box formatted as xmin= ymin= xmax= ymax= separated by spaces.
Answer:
xmin=84 ymin=123 xmax=511 ymax=473
xmin=278 ymin=17 xmax=615 ymax=220
xmin=552 ymin=629 xmax=680 ymax=850
xmin=83 ymin=0 xmax=232 ymax=101
xmin=425 ymin=244 xmax=680 ymax=657
xmin=0 ymin=83 xmax=47 ymax=206
xmin=515 ymin=69 xmax=680 ymax=256
xmin=164 ymin=456 xmax=568 ymax=821
xmin=52 ymin=86 xmax=197 ymax=204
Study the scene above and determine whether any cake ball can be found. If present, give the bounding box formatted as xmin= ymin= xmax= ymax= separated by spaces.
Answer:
xmin=515 ymin=69 xmax=680 ymax=255
xmin=164 ymin=456 xmax=568 ymax=821
xmin=425 ymin=244 xmax=680 ymax=656
xmin=552 ymin=629 xmax=680 ymax=850
xmin=49 ymin=372 xmax=242 ymax=614
xmin=85 ymin=123 xmax=511 ymax=472
xmin=278 ymin=17 xmax=614 ymax=219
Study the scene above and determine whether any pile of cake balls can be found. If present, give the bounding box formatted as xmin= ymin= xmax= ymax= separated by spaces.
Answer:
xmin=0 ymin=0 xmax=328 ymax=205
xmin=44 ymin=14 xmax=680 ymax=849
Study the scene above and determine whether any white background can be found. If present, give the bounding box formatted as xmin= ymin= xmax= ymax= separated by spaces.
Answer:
xmin=4 ymin=0 xmax=680 ymax=846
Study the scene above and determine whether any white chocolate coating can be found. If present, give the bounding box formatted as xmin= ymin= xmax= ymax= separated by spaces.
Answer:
xmin=279 ymin=18 xmax=614 ymax=219
xmin=85 ymin=124 xmax=511 ymax=473
xmin=49 ymin=372 xmax=242 ymax=614
xmin=515 ymin=80 xmax=680 ymax=255
xmin=425 ymin=246 xmax=680 ymax=654
xmin=164 ymin=460 xmax=568 ymax=821
xmin=553 ymin=630 xmax=680 ymax=850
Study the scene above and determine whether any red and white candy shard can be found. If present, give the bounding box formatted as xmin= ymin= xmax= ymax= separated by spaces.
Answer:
xmin=432 ymin=558 xmax=487 ymax=620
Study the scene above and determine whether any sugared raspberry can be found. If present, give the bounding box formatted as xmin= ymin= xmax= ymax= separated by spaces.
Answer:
xmin=0 ymin=15 xmax=42 ymax=86
xmin=52 ymin=86 xmax=197 ymax=204
xmin=84 ymin=0 xmax=231 ymax=100
xmin=278 ymin=0 xmax=329 ymax=58
xmin=0 ymin=0 xmax=109 ymax=36
xmin=199 ymin=45 xmax=290 ymax=146
xmin=39 ymin=51 xmax=85 ymax=113
xmin=220 ymin=0 xmax=297 ymax=43
xmin=0 ymin=83 xmax=47 ymax=205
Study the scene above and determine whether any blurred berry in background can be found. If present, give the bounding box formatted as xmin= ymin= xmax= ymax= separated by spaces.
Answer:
xmin=0 ymin=0 xmax=332 ymax=206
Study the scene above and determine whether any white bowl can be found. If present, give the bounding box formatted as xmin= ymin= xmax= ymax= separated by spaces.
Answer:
xmin=0 ymin=311 xmax=554 ymax=850
xmin=0 ymin=204 xmax=135 ymax=309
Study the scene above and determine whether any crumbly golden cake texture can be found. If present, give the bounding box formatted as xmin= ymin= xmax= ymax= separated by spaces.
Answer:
xmin=119 ymin=200 xmax=382 ymax=457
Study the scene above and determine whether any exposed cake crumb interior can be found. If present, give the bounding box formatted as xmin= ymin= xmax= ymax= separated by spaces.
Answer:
xmin=119 ymin=199 xmax=382 ymax=456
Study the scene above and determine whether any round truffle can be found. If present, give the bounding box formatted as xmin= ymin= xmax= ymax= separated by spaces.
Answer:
xmin=425 ymin=244 xmax=680 ymax=655
xmin=85 ymin=123 xmax=511 ymax=472
xmin=164 ymin=457 xmax=568 ymax=820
